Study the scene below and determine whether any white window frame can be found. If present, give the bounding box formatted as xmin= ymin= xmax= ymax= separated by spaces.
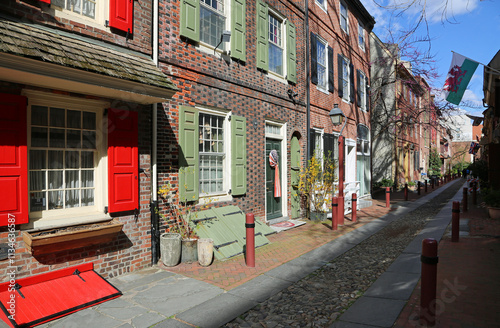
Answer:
xmin=341 ymin=55 xmax=350 ymax=102
xmin=23 ymin=90 xmax=109 ymax=229
xmin=359 ymin=70 xmax=367 ymax=111
xmin=50 ymin=0 xmax=108 ymax=32
xmin=199 ymin=0 xmax=231 ymax=54
xmin=316 ymin=36 xmax=328 ymax=92
xmin=197 ymin=107 xmax=232 ymax=200
xmin=316 ymin=0 xmax=327 ymax=12
xmin=340 ymin=1 xmax=349 ymax=34
xmin=313 ymin=128 xmax=324 ymax=166
xmin=358 ymin=22 xmax=365 ymax=51
xmin=267 ymin=8 xmax=287 ymax=81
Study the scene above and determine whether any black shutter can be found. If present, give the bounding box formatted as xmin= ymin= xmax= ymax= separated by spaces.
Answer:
xmin=357 ymin=70 xmax=362 ymax=107
xmin=338 ymin=54 xmax=343 ymax=98
xmin=311 ymin=32 xmax=318 ymax=85
xmin=349 ymin=62 xmax=355 ymax=103
xmin=323 ymin=133 xmax=335 ymax=161
xmin=328 ymin=46 xmax=334 ymax=93
xmin=309 ymin=129 xmax=316 ymax=159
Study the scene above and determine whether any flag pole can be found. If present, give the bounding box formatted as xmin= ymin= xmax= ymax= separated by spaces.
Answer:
xmin=451 ymin=51 xmax=500 ymax=75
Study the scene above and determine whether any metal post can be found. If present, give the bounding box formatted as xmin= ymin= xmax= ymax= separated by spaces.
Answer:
xmin=452 ymin=201 xmax=460 ymax=242
xmin=425 ymin=180 xmax=428 ymax=193
xmin=472 ymin=182 xmax=477 ymax=205
xmin=417 ymin=181 xmax=421 ymax=195
xmin=338 ymin=135 xmax=345 ymax=226
xmin=404 ymin=183 xmax=408 ymax=201
xmin=385 ymin=187 xmax=390 ymax=208
xmin=462 ymin=187 xmax=468 ymax=212
xmin=421 ymin=238 xmax=438 ymax=326
xmin=351 ymin=193 xmax=357 ymax=223
xmin=431 ymin=178 xmax=434 ymax=190
xmin=245 ymin=213 xmax=255 ymax=267
xmin=332 ymin=196 xmax=338 ymax=231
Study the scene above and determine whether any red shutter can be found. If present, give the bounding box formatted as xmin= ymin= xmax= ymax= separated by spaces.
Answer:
xmin=108 ymin=108 xmax=138 ymax=213
xmin=109 ymin=0 xmax=134 ymax=34
xmin=38 ymin=0 xmax=50 ymax=3
xmin=0 ymin=94 xmax=28 ymax=226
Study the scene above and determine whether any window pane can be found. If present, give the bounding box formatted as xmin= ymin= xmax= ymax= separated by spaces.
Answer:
xmin=50 ymin=108 xmax=65 ymax=127
xmin=269 ymin=43 xmax=283 ymax=75
xmin=82 ymin=111 xmax=96 ymax=130
xmin=50 ymin=128 xmax=65 ymax=148
xmin=30 ymin=171 xmax=46 ymax=191
xmin=48 ymin=150 xmax=64 ymax=169
xmin=82 ymin=189 xmax=94 ymax=206
xmin=67 ymin=129 xmax=81 ymax=148
xmin=66 ymin=151 xmax=79 ymax=168
xmin=30 ymin=192 xmax=45 ymax=212
xmin=31 ymin=106 xmax=48 ymax=126
xmin=81 ymin=151 xmax=94 ymax=168
xmin=82 ymin=0 xmax=96 ymax=18
xmin=82 ymin=131 xmax=96 ymax=149
xmin=65 ymin=170 xmax=80 ymax=188
xmin=82 ymin=170 xmax=94 ymax=187
xmin=48 ymin=171 xmax=63 ymax=190
xmin=31 ymin=127 xmax=48 ymax=147
xmin=48 ymin=190 xmax=64 ymax=209
xmin=67 ymin=110 xmax=81 ymax=128
xmin=200 ymin=5 xmax=225 ymax=48
xmin=65 ymin=189 xmax=80 ymax=208
xmin=29 ymin=150 xmax=46 ymax=169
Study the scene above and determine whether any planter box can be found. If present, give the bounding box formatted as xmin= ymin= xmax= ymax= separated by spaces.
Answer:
xmin=22 ymin=219 xmax=123 ymax=256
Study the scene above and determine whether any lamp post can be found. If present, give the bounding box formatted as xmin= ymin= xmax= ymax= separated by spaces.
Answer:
xmin=329 ymin=105 xmax=346 ymax=226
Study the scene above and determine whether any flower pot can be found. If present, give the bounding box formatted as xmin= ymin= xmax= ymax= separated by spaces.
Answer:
xmin=197 ymin=238 xmax=214 ymax=267
xmin=160 ymin=233 xmax=181 ymax=267
xmin=488 ymin=207 xmax=500 ymax=219
xmin=181 ymin=238 xmax=198 ymax=263
xmin=310 ymin=211 xmax=327 ymax=222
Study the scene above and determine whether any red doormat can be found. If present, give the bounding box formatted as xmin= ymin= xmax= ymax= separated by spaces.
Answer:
xmin=0 ymin=263 xmax=121 ymax=327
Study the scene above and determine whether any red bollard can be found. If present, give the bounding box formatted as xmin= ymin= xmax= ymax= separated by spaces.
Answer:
xmin=351 ymin=193 xmax=357 ymax=223
xmin=431 ymin=179 xmax=434 ymax=189
xmin=332 ymin=196 xmax=338 ymax=231
xmin=452 ymin=201 xmax=460 ymax=242
xmin=385 ymin=187 xmax=391 ymax=208
xmin=462 ymin=187 xmax=468 ymax=212
xmin=417 ymin=181 xmax=421 ymax=195
xmin=421 ymin=238 xmax=438 ymax=326
xmin=404 ymin=183 xmax=408 ymax=201
xmin=425 ymin=180 xmax=428 ymax=193
xmin=245 ymin=213 xmax=255 ymax=267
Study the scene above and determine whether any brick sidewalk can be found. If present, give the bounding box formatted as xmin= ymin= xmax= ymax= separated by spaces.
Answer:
xmin=395 ymin=193 xmax=500 ymax=327
xmin=160 ymin=179 xmax=453 ymax=290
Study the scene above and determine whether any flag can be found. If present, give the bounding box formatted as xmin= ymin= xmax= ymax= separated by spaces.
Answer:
xmin=443 ymin=53 xmax=479 ymax=105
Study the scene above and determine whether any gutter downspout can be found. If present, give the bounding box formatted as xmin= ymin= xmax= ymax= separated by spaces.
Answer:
xmin=305 ymin=0 xmax=311 ymax=161
xmin=151 ymin=0 xmax=160 ymax=266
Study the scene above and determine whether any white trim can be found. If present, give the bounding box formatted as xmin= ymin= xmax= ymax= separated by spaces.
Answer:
xmin=315 ymin=0 xmax=327 ymax=12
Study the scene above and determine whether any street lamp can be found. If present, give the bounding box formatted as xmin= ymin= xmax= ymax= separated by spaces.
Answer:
xmin=329 ymin=104 xmax=346 ymax=227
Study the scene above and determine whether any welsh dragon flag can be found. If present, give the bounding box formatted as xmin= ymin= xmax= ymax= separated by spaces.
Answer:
xmin=443 ymin=52 xmax=479 ymax=105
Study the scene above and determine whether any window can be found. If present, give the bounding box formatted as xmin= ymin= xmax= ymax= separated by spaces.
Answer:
xmin=268 ymin=13 xmax=284 ymax=75
xmin=200 ymin=0 xmax=226 ymax=49
xmin=179 ymin=106 xmax=246 ymax=201
xmin=338 ymin=55 xmax=351 ymax=102
xmin=357 ymin=70 xmax=368 ymax=110
xmin=358 ymin=23 xmax=365 ymax=50
xmin=199 ymin=112 xmax=225 ymax=194
xmin=356 ymin=125 xmax=370 ymax=196
xmin=317 ymin=39 xmax=327 ymax=90
xmin=180 ymin=0 xmax=246 ymax=61
xmin=340 ymin=2 xmax=348 ymax=33
xmin=256 ymin=0 xmax=296 ymax=83
xmin=61 ymin=0 xmax=96 ymax=18
xmin=29 ymin=106 xmax=98 ymax=213
xmin=316 ymin=0 xmax=326 ymax=11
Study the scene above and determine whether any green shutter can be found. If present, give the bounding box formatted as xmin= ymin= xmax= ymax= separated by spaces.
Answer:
xmin=256 ymin=0 xmax=268 ymax=71
xmin=286 ymin=21 xmax=296 ymax=84
xmin=179 ymin=106 xmax=199 ymax=201
xmin=231 ymin=0 xmax=246 ymax=62
xmin=180 ymin=0 xmax=199 ymax=42
xmin=231 ymin=115 xmax=246 ymax=195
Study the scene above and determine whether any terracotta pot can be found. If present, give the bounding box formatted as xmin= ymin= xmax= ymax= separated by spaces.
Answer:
xmin=488 ymin=207 xmax=500 ymax=219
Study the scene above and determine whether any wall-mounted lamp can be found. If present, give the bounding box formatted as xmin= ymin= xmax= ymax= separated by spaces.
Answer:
xmin=287 ymin=89 xmax=298 ymax=104
xmin=215 ymin=30 xmax=231 ymax=54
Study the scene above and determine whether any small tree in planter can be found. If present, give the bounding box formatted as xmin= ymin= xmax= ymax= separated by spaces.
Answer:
xmin=298 ymin=151 xmax=337 ymax=221
xmin=482 ymin=188 xmax=500 ymax=219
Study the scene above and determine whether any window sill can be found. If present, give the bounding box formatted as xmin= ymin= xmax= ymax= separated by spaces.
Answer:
xmin=316 ymin=86 xmax=329 ymax=95
xmin=22 ymin=218 xmax=123 ymax=256
xmin=23 ymin=213 xmax=112 ymax=232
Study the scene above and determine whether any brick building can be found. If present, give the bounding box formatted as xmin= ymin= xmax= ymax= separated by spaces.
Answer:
xmin=0 ymin=0 xmax=177 ymax=281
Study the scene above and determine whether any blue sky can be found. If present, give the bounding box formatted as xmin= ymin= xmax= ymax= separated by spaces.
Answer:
xmin=360 ymin=0 xmax=500 ymax=116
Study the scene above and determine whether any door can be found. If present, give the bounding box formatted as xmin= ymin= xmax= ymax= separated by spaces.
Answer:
xmin=290 ymin=135 xmax=300 ymax=218
xmin=266 ymin=139 xmax=282 ymax=220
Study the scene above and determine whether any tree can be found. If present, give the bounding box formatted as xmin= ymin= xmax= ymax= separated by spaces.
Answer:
xmin=428 ymin=148 xmax=442 ymax=176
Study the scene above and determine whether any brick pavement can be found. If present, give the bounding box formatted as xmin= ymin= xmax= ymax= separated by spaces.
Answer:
xmin=160 ymin=179 xmax=453 ymax=290
xmin=395 ymin=188 xmax=500 ymax=328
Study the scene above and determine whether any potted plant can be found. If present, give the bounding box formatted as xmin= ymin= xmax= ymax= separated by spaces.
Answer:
xmin=482 ymin=188 xmax=500 ymax=219
xmin=298 ymin=151 xmax=336 ymax=221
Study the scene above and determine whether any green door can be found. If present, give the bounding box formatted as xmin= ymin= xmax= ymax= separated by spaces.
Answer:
xmin=266 ymin=139 xmax=282 ymax=219
xmin=290 ymin=135 xmax=301 ymax=218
